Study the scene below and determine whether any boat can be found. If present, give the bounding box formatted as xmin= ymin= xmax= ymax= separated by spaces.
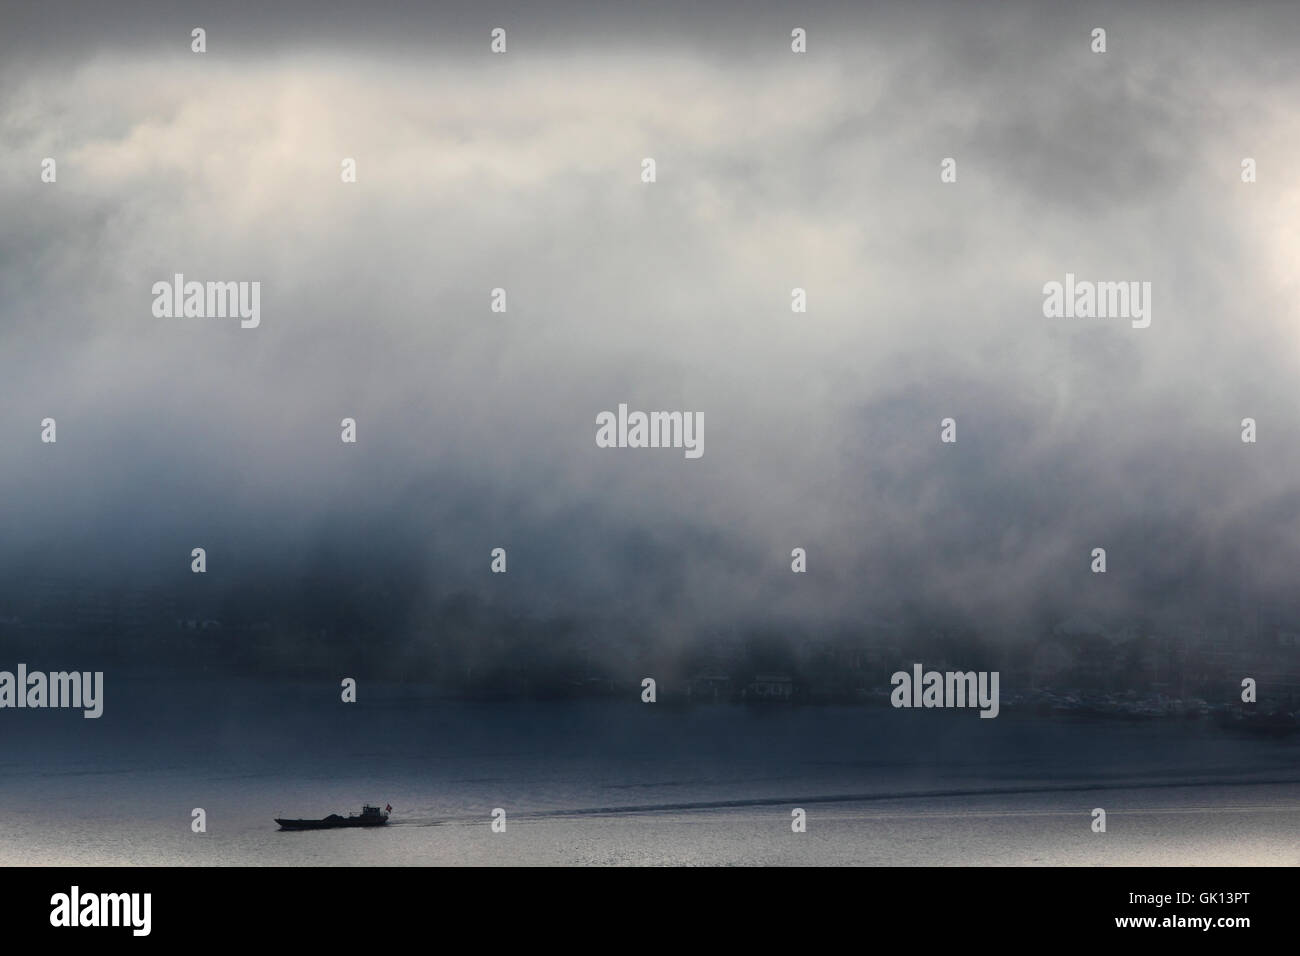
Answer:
xmin=276 ymin=804 xmax=391 ymax=830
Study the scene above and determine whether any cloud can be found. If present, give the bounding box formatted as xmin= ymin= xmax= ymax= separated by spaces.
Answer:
xmin=2 ymin=6 xmax=1299 ymax=665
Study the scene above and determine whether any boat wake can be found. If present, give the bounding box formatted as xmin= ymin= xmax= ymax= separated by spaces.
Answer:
xmin=382 ymin=774 xmax=1300 ymax=827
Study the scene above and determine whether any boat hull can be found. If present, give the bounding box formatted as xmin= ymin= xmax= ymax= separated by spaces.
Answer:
xmin=275 ymin=815 xmax=389 ymax=831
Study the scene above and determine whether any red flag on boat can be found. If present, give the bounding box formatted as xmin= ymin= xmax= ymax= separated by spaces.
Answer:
xmin=385 ymin=804 xmax=392 ymax=812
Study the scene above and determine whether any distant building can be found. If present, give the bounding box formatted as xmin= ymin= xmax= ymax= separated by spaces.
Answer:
xmin=744 ymin=674 xmax=793 ymax=701
xmin=685 ymin=673 xmax=731 ymax=702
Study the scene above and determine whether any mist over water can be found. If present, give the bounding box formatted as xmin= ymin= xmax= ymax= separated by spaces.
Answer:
xmin=3 ymin=0 xmax=1300 ymax=680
